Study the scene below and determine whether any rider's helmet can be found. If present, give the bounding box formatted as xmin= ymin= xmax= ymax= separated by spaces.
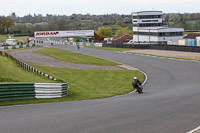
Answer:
xmin=134 ymin=77 xmax=137 ymax=80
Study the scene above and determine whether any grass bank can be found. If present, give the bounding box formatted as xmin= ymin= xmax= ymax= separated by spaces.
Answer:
xmin=34 ymin=47 xmax=120 ymax=66
xmin=127 ymin=52 xmax=200 ymax=61
xmin=13 ymin=36 xmax=28 ymax=42
xmin=0 ymin=56 xmax=56 ymax=83
xmin=0 ymin=35 xmax=8 ymax=42
xmin=0 ymin=65 xmax=144 ymax=106
xmin=0 ymin=47 xmax=144 ymax=106
xmin=0 ymin=35 xmax=28 ymax=42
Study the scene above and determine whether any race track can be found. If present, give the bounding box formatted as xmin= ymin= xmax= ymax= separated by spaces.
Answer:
xmin=0 ymin=44 xmax=200 ymax=133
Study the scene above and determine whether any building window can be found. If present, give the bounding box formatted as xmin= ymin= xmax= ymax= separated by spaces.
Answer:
xmin=134 ymin=31 xmax=183 ymax=37
xmin=137 ymin=15 xmax=162 ymax=19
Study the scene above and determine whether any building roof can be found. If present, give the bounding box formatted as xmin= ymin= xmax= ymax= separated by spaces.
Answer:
xmin=132 ymin=11 xmax=162 ymax=16
xmin=112 ymin=34 xmax=132 ymax=40
xmin=132 ymin=10 xmax=162 ymax=14
xmin=183 ymin=33 xmax=200 ymax=39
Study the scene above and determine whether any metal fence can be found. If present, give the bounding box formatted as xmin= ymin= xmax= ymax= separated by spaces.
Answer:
xmin=103 ymin=44 xmax=200 ymax=53
xmin=0 ymin=83 xmax=35 ymax=101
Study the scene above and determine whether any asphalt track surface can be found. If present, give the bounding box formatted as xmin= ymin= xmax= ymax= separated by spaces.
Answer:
xmin=1 ymin=44 xmax=200 ymax=133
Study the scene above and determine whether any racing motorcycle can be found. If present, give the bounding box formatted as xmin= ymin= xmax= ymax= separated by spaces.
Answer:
xmin=135 ymin=84 xmax=143 ymax=94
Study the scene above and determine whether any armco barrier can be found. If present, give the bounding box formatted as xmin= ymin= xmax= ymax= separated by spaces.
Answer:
xmin=0 ymin=83 xmax=35 ymax=101
xmin=0 ymin=83 xmax=68 ymax=101
xmin=34 ymin=83 xmax=68 ymax=98
xmin=103 ymin=44 xmax=200 ymax=53
xmin=2 ymin=52 xmax=56 ymax=81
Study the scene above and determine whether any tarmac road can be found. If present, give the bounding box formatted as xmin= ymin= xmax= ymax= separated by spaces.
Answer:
xmin=0 ymin=44 xmax=200 ymax=133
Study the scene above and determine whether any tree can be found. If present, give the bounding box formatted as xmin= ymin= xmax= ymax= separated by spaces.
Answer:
xmin=115 ymin=27 xmax=133 ymax=37
xmin=3 ymin=17 xmax=14 ymax=33
xmin=115 ymin=21 xmax=126 ymax=27
xmin=95 ymin=26 xmax=112 ymax=38
xmin=0 ymin=16 xmax=5 ymax=33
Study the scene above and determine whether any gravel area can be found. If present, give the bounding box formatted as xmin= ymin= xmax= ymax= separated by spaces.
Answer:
xmin=9 ymin=47 xmax=135 ymax=70
xmin=125 ymin=49 xmax=200 ymax=60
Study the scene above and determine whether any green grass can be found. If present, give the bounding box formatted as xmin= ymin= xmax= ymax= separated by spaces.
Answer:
xmin=127 ymin=52 xmax=200 ymax=61
xmin=37 ymin=37 xmax=48 ymax=41
xmin=169 ymin=22 xmax=174 ymax=25
xmin=186 ymin=20 xmax=197 ymax=26
xmin=34 ymin=48 xmax=120 ymax=66
xmin=0 ymin=48 xmax=144 ymax=106
xmin=0 ymin=35 xmax=8 ymax=42
xmin=0 ymin=65 xmax=144 ymax=106
xmin=13 ymin=36 xmax=28 ymax=42
xmin=84 ymin=46 xmax=139 ymax=52
xmin=0 ymin=56 xmax=57 ymax=83
xmin=0 ymin=35 xmax=28 ymax=42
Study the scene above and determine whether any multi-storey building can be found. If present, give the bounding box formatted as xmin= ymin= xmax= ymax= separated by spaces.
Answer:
xmin=132 ymin=11 xmax=184 ymax=44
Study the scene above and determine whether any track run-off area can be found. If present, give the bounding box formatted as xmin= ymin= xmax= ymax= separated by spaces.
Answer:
xmin=1 ymin=42 xmax=200 ymax=133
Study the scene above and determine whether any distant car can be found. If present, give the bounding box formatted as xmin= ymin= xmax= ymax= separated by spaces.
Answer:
xmin=127 ymin=40 xmax=134 ymax=44
xmin=2 ymin=42 xmax=9 ymax=46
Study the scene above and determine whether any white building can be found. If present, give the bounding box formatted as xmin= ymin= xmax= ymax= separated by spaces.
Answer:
xmin=132 ymin=11 xmax=184 ymax=44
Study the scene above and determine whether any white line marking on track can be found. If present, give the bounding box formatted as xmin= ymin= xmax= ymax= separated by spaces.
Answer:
xmin=187 ymin=125 xmax=200 ymax=133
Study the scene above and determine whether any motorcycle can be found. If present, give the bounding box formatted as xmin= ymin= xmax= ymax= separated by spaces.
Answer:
xmin=135 ymin=84 xmax=143 ymax=94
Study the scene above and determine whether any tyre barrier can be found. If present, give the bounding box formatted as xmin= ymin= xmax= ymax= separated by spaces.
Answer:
xmin=1 ymin=52 xmax=56 ymax=81
xmin=34 ymin=83 xmax=68 ymax=98
xmin=0 ymin=82 xmax=68 ymax=101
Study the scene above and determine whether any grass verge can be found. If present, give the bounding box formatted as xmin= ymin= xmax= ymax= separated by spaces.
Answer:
xmin=0 ymin=64 xmax=144 ymax=106
xmin=0 ymin=56 xmax=57 ymax=83
xmin=34 ymin=47 xmax=120 ymax=66
xmin=0 ymin=35 xmax=8 ymax=42
xmin=127 ymin=52 xmax=200 ymax=61
xmin=0 ymin=35 xmax=28 ymax=42
xmin=13 ymin=36 xmax=28 ymax=42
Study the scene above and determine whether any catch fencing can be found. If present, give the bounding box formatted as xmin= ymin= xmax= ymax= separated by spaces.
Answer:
xmin=0 ymin=82 xmax=68 ymax=101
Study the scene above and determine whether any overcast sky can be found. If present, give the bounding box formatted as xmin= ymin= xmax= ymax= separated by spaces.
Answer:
xmin=0 ymin=0 xmax=200 ymax=17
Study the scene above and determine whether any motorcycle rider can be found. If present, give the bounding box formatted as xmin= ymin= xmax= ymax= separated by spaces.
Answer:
xmin=132 ymin=77 xmax=142 ymax=91
xmin=77 ymin=44 xmax=80 ymax=50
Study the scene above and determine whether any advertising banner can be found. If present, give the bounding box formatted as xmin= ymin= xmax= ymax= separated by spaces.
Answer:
xmin=34 ymin=30 xmax=94 ymax=38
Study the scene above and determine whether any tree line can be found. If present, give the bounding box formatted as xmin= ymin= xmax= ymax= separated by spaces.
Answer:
xmin=1 ymin=12 xmax=200 ymax=37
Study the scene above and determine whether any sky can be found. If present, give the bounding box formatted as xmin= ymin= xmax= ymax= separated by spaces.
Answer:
xmin=0 ymin=0 xmax=200 ymax=17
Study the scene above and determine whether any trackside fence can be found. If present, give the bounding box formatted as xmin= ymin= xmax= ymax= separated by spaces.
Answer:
xmin=0 ymin=82 xmax=68 ymax=101
xmin=2 ymin=52 xmax=56 ymax=81
xmin=0 ymin=44 xmax=69 ymax=101
xmin=0 ymin=44 xmax=36 ymax=50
